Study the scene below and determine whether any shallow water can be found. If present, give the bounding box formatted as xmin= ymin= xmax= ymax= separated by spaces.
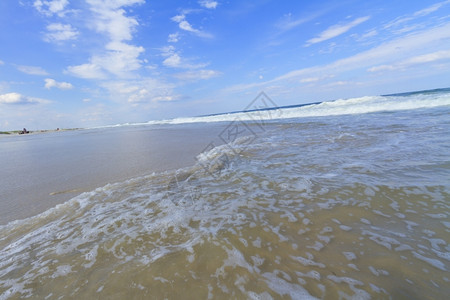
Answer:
xmin=0 ymin=124 xmax=227 ymax=224
xmin=0 ymin=92 xmax=449 ymax=299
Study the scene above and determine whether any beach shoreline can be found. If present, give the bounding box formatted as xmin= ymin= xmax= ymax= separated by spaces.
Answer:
xmin=0 ymin=128 xmax=81 ymax=136
xmin=0 ymin=123 xmax=233 ymax=225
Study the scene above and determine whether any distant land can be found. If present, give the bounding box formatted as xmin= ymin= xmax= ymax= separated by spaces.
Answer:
xmin=0 ymin=128 xmax=80 ymax=135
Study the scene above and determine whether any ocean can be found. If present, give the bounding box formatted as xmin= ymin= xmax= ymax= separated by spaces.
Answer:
xmin=0 ymin=89 xmax=449 ymax=299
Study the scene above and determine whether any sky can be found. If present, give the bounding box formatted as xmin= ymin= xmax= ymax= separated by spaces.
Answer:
xmin=1 ymin=0 xmax=450 ymax=130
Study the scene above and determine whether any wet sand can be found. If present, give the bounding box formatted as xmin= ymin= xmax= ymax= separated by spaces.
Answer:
xmin=0 ymin=124 xmax=229 ymax=225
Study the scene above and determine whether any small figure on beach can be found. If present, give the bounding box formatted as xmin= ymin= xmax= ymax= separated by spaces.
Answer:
xmin=19 ymin=128 xmax=29 ymax=134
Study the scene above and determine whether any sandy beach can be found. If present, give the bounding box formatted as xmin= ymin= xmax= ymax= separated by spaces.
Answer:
xmin=0 ymin=123 xmax=229 ymax=224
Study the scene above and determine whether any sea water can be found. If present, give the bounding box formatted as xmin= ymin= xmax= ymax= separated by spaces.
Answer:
xmin=0 ymin=89 xmax=449 ymax=299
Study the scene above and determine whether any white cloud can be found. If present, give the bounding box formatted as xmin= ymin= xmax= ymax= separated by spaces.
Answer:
xmin=44 ymin=23 xmax=79 ymax=42
xmin=67 ymin=63 xmax=107 ymax=79
xmin=161 ymin=45 xmax=176 ymax=55
xmin=0 ymin=60 xmax=4 ymax=65
xmin=414 ymin=0 xmax=450 ymax=17
xmin=225 ymin=22 xmax=450 ymax=94
xmin=168 ymin=32 xmax=180 ymax=43
xmin=96 ymin=42 xmax=144 ymax=76
xmin=0 ymin=92 xmax=50 ymax=105
xmin=174 ymin=69 xmax=221 ymax=81
xmin=16 ymin=65 xmax=49 ymax=75
xmin=171 ymin=15 xmax=185 ymax=23
xmin=367 ymin=65 xmax=395 ymax=72
xmin=87 ymin=0 xmax=143 ymax=41
xmin=33 ymin=0 xmax=69 ymax=17
xmin=44 ymin=78 xmax=74 ymax=90
xmin=101 ymin=79 xmax=177 ymax=104
xmin=199 ymin=0 xmax=218 ymax=9
xmin=405 ymin=50 xmax=450 ymax=64
xmin=163 ymin=54 xmax=182 ymax=68
xmin=171 ymin=14 xmax=213 ymax=38
xmin=67 ymin=0 xmax=145 ymax=79
xmin=360 ymin=29 xmax=378 ymax=40
xmin=306 ymin=16 xmax=370 ymax=46
xmin=285 ymin=23 xmax=450 ymax=81
xmin=384 ymin=1 xmax=450 ymax=32
xmin=179 ymin=20 xmax=196 ymax=32
xmin=161 ymin=46 xmax=208 ymax=69
xmin=368 ymin=50 xmax=450 ymax=72
xmin=300 ymin=77 xmax=320 ymax=83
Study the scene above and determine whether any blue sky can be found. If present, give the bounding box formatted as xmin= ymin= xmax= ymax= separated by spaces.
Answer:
xmin=1 ymin=0 xmax=450 ymax=130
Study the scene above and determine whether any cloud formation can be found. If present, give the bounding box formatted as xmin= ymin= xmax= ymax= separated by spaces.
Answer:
xmin=160 ymin=46 xmax=208 ymax=69
xmin=199 ymin=1 xmax=218 ymax=9
xmin=174 ymin=69 xmax=221 ymax=81
xmin=44 ymin=23 xmax=79 ymax=42
xmin=33 ymin=0 xmax=69 ymax=17
xmin=384 ymin=1 xmax=450 ymax=32
xmin=44 ymin=78 xmax=74 ymax=89
xmin=67 ymin=63 xmax=107 ymax=79
xmin=67 ymin=0 xmax=145 ymax=79
xmin=171 ymin=14 xmax=213 ymax=39
xmin=163 ymin=54 xmax=182 ymax=68
xmin=287 ymin=23 xmax=450 ymax=81
xmin=368 ymin=50 xmax=450 ymax=72
xmin=306 ymin=16 xmax=370 ymax=46
xmin=226 ymin=21 xmax=450 ymax=95
xmin=168 ymin=32 xmax=180 ymax=43
xmin=414 ymin=0 xmax=450 ymax=16
xmin=101 ymin=79 xmax=177 ymax=104
xmin=0 ymin=92 xmax=50 ymax=105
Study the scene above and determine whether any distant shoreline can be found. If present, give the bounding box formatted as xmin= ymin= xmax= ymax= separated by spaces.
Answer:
xmin=2 ymin=87 xmax=448 ymax=134
xmin=0 ymin=128 xmax=81 ymax=135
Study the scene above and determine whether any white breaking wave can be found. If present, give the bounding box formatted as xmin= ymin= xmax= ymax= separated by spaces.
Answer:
xmin=96 ymin=91 xmax=450 ymax=129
